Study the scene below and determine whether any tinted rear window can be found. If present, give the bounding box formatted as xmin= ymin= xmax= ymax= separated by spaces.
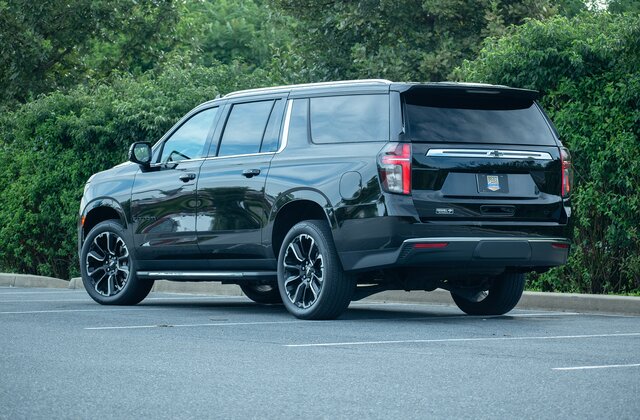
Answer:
xmin=404 ymin=91 xmax=556 ymax=145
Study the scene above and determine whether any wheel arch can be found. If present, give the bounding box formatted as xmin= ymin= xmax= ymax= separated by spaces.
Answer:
xmin=80 ymin=199 xmax=128 ymax=246
xmin=268 ymin=193 xmax=336 ymax=259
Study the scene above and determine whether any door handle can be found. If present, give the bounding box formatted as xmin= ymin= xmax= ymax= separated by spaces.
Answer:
xmin=242 ymin=168 xmax=261 ymax=178
xmin=179 ymin=173 xmax=196 ymax=182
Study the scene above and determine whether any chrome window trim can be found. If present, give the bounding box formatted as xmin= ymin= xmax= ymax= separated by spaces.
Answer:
xmin=277 ymin=99 xmax=293 ymax=154
xmin=201 ymin=152 xmax=276 ymax=162
xmin=150 ymin=152 xmax=275 ymax=164
xmin=426 ymin=149 xmax=553 ymax=160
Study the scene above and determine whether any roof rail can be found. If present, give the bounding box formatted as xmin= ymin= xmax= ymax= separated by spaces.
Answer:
xmin=223 ymin=79 xmax=393 ymax=98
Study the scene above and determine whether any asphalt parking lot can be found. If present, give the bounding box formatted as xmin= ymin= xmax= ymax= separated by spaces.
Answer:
xmin=1 ymin=287 xmax=639 ymax=419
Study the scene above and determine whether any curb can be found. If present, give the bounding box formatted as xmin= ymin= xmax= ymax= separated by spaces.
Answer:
xmin=0 ymin=273 xmax=69 ymax=289
xmin=6 ymin=273 xmax=639 ymax=315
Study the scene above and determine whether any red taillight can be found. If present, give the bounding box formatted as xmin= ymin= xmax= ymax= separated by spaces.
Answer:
xmin=561 ymin=147 xmax=573 ymax=198
xmin=413 ymin=242 xmax=449 ymax=249
xmin=552 ymin=242 xmax=570 ymax=249
xmin=378 ymin=143 xmax=411 ymax=195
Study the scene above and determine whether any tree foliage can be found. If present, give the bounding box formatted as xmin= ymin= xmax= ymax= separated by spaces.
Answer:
xmin=457 ymin=12 xmax=640 ymax=293
xmin=0 ymin=0 xmax=178 ymax=107
xmin=172 ymin=0 xmax=293 ymax=70
xmin=273 ymin=0 xmax=557 ymax=81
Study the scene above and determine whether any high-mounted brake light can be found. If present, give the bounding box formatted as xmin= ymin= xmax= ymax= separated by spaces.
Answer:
xmin=560 ymin=147 xmax=573 ymax=198
xmin=378 ymin=143 xmax=411 ymax=195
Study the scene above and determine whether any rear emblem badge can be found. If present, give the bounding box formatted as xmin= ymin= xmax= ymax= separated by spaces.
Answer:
xmin=487 ymin=175 xmax=500 ymax=191
xmin=436 ymin=208 xmax=454 ymax=215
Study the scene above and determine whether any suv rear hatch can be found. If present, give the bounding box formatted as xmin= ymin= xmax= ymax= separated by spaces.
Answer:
xmin=402 ymin=84 xmax=565 ymax=223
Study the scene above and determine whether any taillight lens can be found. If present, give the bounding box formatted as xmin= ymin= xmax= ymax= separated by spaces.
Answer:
xmin=378 ymin=143 xmax=411 ymax=195
xmin=560 ymin=147 xmax=573 ymax=198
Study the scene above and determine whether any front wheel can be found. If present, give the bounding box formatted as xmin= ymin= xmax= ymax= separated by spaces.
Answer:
xmin=80 ymin=220 xmax=153 ymax=305
xmin=451 ymin=272 xmax=525 ymax=316
xmin=277 ymin=220 xmax=354 ymax=320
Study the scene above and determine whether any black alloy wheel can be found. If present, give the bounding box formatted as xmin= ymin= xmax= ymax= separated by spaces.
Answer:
xmin=85 ymin=231 xmax=130 ymax=297
xmin=282 ymin=232 xmax=324 ymax=309
xmin=277 ymin=220 xmax=354 ymax=320
xmin=80 ymin=221 xmax=153 ymax=305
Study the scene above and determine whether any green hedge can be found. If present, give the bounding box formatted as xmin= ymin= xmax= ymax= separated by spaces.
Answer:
xmin=457 ymin=12 xmax=640 ymax=294
xmin=0 ymin=63 xmax=275 ymax=279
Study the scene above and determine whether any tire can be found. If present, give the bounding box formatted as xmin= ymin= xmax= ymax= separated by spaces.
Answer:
xmin=80 ymin=220 xmax=153 ymax=305
xmin=277 ymin=220 xmax=355 ymax=320
xmin=451 ymin=272 xmax=525 ymax=316
xmin=240 ymin=283 xmax=282 ymax=304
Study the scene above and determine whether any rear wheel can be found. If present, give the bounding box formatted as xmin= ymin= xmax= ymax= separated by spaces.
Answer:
xmin=80 ymin=220 xmax=153 ymax=305
xmin=240 ymin=283 xmax=282 ymax=304
xmin=451 ymin=272 xmax=525 ymax=316
xmin=277 ymin=220 xmax=354 ymax=320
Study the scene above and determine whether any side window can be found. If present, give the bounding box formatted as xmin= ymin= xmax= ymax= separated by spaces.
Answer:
xmin=287 ymin=98 xmax=309 ymax=144
xmin=260 ymin=99 xmax=286 ymax=153
xmin=310 ymin=94 xmax=389 ymax=143
xmin=218 ymin=100 xmax=274 ymax=157
xmin=160 ymin=107 xmax=218 ymax=163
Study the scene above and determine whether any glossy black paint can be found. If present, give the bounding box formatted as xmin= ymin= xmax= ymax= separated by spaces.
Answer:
xmin=410 ymin=143 xmax=565 ymax=223
xmin=79 ymin=81 xmax=571 ymax=285
xmin=130 ymin=158 xmax=203 ymax=260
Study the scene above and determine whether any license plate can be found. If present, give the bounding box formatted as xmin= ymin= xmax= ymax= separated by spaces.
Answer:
xmin=477 ymin=174 xmax=509 ymax=193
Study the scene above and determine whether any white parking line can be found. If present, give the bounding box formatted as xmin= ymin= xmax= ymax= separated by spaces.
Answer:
xmin=0 ymin=308 xmax=162 ymax=315
xmin=85 ymin=320 xmax=302 ymax=330
xmin=348 ymin=312 xmax=581 ymax=323
xmin=146 ymin=296 xmax=243 ymax=301
xmin=0 ymin=290 xmax=80 ymax=295
xmin=0 ymin=296 xmax=244 ymax=304
xmin=284 ymin=332 xmax=640 ymax=347
xmin=553 ymin=363 xmax=640 ymax=371
xmin=0 ymin=299 xmax=90 ymax=303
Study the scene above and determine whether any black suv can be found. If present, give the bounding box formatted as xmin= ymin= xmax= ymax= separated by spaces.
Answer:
xmin=79 ymin=79 xmax=572 ymax=319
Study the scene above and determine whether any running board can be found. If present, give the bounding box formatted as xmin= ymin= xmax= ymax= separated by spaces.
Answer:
xmin=136 ymin=271 xmax=277 ymax=281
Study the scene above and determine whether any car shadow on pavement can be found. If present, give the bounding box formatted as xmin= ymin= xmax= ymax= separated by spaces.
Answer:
xmin=137 ymin=297 xmax=497 ymax=322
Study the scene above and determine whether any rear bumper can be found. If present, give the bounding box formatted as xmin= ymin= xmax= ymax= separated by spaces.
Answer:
xmin=401 ymin=236 xmax=567 ymax=265
xmin=334 ymin=215 xmax=570 ymax=271
xmin=340 ymin=236 xmax=569 ymax=271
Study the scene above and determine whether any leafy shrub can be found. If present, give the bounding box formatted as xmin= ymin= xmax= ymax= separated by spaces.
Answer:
xmin=0 ymin=63 xmax=276 ymax=278
xmin=457 ymin=12 xmax=640 ymax=293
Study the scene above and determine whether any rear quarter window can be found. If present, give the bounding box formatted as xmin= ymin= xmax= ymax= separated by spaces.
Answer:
xmin=310 ymin=94 xmax=389 ymax=144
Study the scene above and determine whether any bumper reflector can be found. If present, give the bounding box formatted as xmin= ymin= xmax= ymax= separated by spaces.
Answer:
xmin=552 ymin=242 xmax=569 ymax=249
xmin=413 ymin=242 xmax=449 ymax=249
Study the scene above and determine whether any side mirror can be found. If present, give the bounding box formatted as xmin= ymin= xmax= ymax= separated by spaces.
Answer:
xmin=128 ymin=142 xmax=152 ymax=168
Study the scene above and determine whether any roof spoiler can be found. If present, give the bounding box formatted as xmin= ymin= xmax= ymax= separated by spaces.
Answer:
xmin=400 ymin=82 xmax=540 ymax=101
